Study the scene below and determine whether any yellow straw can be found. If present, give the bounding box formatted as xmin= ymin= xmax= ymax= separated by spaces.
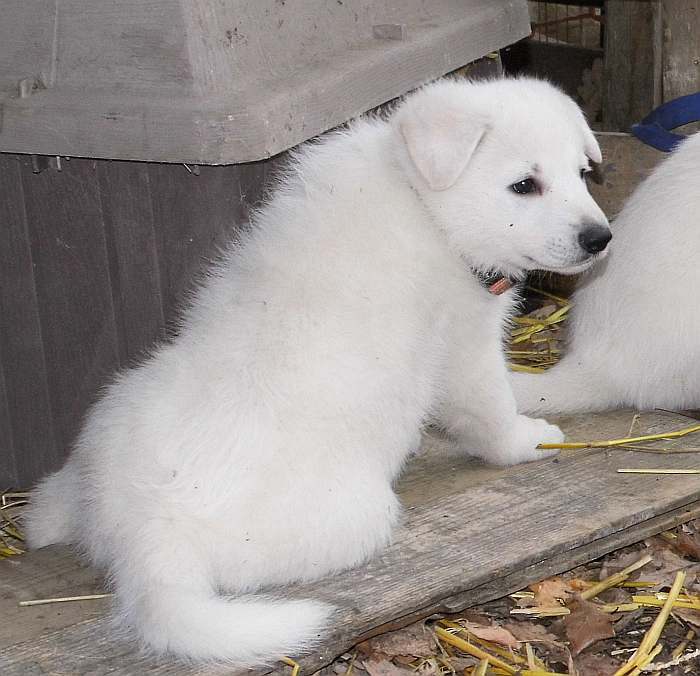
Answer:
xmin=613 ymin=571 xmax=686 ymax=676
xmin=474 ymin=658 xmax=489 ymax=676
xmin=435 ymin=627 xmax=517 ymax=675
xmin=538 ymin=424 xmax=700 ymax=450
xmin=580 ymin=554 xmax=652 ymax=601
xmin=282 ymin=657 xmax=301 ymax=676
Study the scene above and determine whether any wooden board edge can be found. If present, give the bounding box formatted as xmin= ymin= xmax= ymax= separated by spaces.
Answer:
xmin=289 ymin=499 xmax=700 ymax=675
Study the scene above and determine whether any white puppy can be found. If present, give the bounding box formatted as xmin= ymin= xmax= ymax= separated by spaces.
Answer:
xmin=512 ymin=132 xmax=700 ymax=415
xmin=25 ymin=77 xmax=608 ymax=665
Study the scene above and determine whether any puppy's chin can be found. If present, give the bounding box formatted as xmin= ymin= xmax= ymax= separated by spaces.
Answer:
xmin=526 ymin=250 xmax=608 ymax=276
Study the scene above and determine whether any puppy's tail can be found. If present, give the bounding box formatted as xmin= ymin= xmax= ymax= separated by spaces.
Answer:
xmin=510 ymin=355 xmax=619 ymax=415
xmin=24 ymin=461 xmax=81 ymax=549
xmin=123 ymin=587 xmax=332 ymax=665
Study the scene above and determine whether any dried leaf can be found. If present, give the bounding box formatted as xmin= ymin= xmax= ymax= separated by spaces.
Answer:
xmin=673 ymin=532 xmax=700 ymax=561
xmin=515 ymin=594 xmax=538 ymax=609
xmin=359 ymin=624 xmax=436 ymax=659
xmin=599 ymin=548 xmax=649 ymax=580
xmin=361 ymin=659 xmax=413 ymax=676
xmin=445 ymin=657 xmax=480 ymax=673
xmin=528 ymin=577 xmax=576 ymax=607
xmin=596 ymin=586 xmax=632 ymax=606
xmin=502 ymin=621 xmax=562 ymax=645
xmin=673 ymin=607 xmax=700 ymax=628
xmin=568 ymin=578 xmax=593 ymax=592
xmin=573 ymin=653 xmax=622 ymax=676
xmin=649 ymin=548 xmax=700 ymax=590
xmin=454 ymin=610 xmax=494 ymax=626
xmin=563 ymin=599 xmax=615 ymax=655
xmin=460 ymin=621 xmax=519 ymax=649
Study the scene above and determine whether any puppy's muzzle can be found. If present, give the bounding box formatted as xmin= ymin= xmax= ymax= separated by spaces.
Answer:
xmin=578 ymin=224 xmax=612 ymax=254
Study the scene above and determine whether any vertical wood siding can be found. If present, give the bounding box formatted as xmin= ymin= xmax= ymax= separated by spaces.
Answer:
xmin=0 ymin=154 xmax=275 ymax=487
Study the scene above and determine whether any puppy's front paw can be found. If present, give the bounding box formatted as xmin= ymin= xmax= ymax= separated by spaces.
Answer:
xmin=491 ymin=415 xmax=564 ymax=466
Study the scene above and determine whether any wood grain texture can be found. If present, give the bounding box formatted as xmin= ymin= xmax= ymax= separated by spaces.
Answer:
xmin=147 ymin=163 xmax=246 ymax=325
xmin=662 ymin=0 xmax=700 ymax=101
xmin=0 ymin=1 xmax=530 ymax=163
xmin=2 ymin=410 xmax=700 ymax=675
xmin=0 ymin=352 xmax=16 ymax=485
xmin=0 ymin=546 xmax=105 ymax=649
xmin=603 ymin=0 xmax=663 ymax=132
xmin=0 ymin=155 xmax=58 ymax=486
xmin=20 ymin=158 xmax=121 ymax=470
xmin=0 ymin=0 xmax=57 ymax=92
xmin=97 ymin=160 xmax=165 ymax=365
xmin=603 ymin=0 xmax=700 ymax=132
xmin=0 ymin=156 xmax=274 ymax=485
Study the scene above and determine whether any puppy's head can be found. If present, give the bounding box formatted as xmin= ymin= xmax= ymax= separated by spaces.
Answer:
xmin=394 ymin=77 xmax=610 ymax=279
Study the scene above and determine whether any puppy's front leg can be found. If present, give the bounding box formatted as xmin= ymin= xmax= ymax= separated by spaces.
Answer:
xmin=440 ymin=332 xmax=564 ymax=466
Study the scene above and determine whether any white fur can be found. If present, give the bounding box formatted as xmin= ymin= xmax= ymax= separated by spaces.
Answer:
xmin=512 ymin=131 xmax=700 ymax=415
xmin=25 ymin=77 xmax=606 ymax=665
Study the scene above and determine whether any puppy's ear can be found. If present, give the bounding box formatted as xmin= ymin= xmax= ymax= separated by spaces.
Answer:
xmin=582 ymin=124 xmax=602 ymax=165
xmin=398 ymin=96 xmax=488 ymax=191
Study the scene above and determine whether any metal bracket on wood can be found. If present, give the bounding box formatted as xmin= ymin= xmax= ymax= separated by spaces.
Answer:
xmin=31 ymin=155 xmax=50 ymax=174
xmin=30 ymin=156 xmax=66 ymax=174
xmin=18 ymin=76 xmax=47 ymax=99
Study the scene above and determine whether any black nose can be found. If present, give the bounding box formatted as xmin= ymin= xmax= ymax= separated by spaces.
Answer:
xmin=578 ymin=224 xmax=612 ymax=254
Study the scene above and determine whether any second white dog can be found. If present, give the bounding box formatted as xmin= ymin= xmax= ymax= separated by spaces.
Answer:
xmin=512 ymin=131 xmax=700 ymax=415
xmin=25 ymin=77 xmax=609 ymax=665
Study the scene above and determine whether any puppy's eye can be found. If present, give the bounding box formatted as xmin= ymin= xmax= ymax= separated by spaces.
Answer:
xmin=510 ymin=178 xmax=537 ymax=195
xmin=580 ymin=167 xmax=590 ymax=179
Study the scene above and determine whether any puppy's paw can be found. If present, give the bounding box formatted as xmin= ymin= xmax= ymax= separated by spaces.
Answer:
xmin=489 ymin=415 xmax=563 ymax=466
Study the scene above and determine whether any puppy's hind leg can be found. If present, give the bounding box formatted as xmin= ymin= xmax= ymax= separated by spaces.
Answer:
xmin=112 ymin=520 xmax=331 ymax=664
xmin=510 ymin=354 xmax=620 ymax=415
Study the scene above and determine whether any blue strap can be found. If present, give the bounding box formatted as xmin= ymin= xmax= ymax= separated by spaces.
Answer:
xmin=631 ymin=92 xmax=700 ymax=152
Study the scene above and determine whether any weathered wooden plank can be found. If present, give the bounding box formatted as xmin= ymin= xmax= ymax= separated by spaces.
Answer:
xmin=5 ymin=501 xmax=700 ymax=676
xmin=662 ymin=0 xmax=700 ymax=102
xmin=603 ymin=0 xmax=663 ymax=132
xmin=324 ymin=499 xmax=700 ymax=662
xmin=0 ymin=0 xmax=57 ymax=90
xmin=2 ymin=410 xmax=700 ymax=675
xmin=148 ymin=164 xmax=245 ymax=323
xmin=97 ymin=160 xmax=165 ymax=365
xmin=0 ymin=1 xmax=530 ymax=163
xmin=0 ymin=546 xmax=105 ymax=649
xmin=292 ymin=412 xmax=700 ymax=672
xmin=20 ymin=158 xmax=120 ymax=469
xmin=0 ymin=155 xmax=58 ymax=486
xmin=0 ymin=351 xmax=17 ymax=486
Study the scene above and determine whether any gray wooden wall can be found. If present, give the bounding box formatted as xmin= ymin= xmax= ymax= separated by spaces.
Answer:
xmin=603 ymin=0 xmax=700 ymax=131
xmin=0 ymin=154 xmax=280 ymax=487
